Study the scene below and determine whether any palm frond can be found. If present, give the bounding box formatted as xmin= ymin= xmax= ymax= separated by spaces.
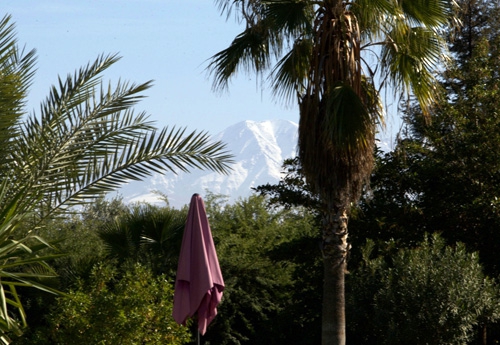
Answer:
xmin=381 ymin=24 xmax=446 ymax=115
xmin=351 ymin=0 xmax=396 ymax=40
xmin=58 ymin=127 xmax=232 ymax=204
xmin=138 ymin=205 xmax=186 ymax=248
xmin=0 ymin=15 xmax=236 ymax=339
xmin=208 ymin=24 xmax=275 ymax=91
xmin=323 ymin=83 xmax=376 ymax=156
xmin=0 ymin=15 xmax=36 ymax=172
xmin=98 ymin=218 xmax=139 ymax=261
xmin=210 ymin=0 xmax=314 ymax=99
xmin=0 ymin=188 xmax=61 ymax=336
xmin=22 ymin=119 xmax=232 ymax=216
xmin=39 ymin=53 xmax=121 ymax=122
xmin=214 ymin=0 xmax=252 ymax=22
xmin=263 ymin=0 xmax=314 ymax=38
xmin=270 ymin=37 xmax=312 ymax=103
xmin=2 ymin=50 xmax=233 ymax=220
xmin=399 ymin=0 xmax=454 ymax=27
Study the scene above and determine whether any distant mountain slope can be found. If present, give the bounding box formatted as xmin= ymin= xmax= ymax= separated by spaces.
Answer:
xmin=116 ymin=119 xmax=299 ymax=209
xmin=115 ymin=119 xmax=395 ymax=209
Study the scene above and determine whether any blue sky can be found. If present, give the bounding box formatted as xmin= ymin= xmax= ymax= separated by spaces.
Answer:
xmin=4 ymin=0 xmax=299 ymax=135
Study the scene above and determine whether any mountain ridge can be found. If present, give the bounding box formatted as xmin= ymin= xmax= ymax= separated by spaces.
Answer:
xmin=116 ymin=119 xmax=299 ymax=209
xmin=115 ymin=119 xmax=394 ymax=209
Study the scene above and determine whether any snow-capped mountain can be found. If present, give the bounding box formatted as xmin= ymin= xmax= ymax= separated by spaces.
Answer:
xmin=115 ymin=119 xmax=299 ymax=209
xmin=114 ymin=118 xmax=394 ymax=209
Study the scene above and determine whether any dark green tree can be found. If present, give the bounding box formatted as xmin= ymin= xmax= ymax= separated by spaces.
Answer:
xmin=208 ymin=1 xmax=456 ymax=342
xmin=200 ymin=194 xmax=321 ymax=345
xmin=97 ymin=202 xmax=187 ymax=275
xmin=253 ymin=156 xmax=500 ymax=344
xmin=346 ymin=234 xmax=500 ymax=344
xmin=353 ymin=0 xmax=500 ymax=276
xmin=19 ymin=194 xmax=321 ymax=345
xmin=253 ymin=157 xmax=320 ymax=212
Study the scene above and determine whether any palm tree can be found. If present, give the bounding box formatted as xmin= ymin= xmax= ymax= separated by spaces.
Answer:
xmin=97 ymin=203 xmax=187 ymax=275
xmin=207 ymin=1 xmax=456 ymax=344
xmin=0 ymin=14 xmax=233 ymax=341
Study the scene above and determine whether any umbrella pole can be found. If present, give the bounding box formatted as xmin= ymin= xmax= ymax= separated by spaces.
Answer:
xmin=197 ymin=329 xmax=200 ymax=345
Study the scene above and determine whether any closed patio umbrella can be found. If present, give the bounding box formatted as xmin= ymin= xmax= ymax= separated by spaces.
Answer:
xmin=173 ymin=193 xmax=224 ymax=338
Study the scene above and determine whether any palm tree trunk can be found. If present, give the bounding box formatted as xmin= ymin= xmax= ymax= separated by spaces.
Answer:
xmin=322 ymin=202 xmax=349 ymax=345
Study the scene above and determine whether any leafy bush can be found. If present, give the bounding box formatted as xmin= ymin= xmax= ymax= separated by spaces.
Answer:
xmin=201 ymin=193 xmax=322 ymax=345
xmin=17 ymin=262 xmax=191 ymax=345
xmin=347 ymin=234 xmax=500 ymax=344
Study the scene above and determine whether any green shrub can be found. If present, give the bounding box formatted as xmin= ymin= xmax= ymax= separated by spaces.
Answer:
xmin=347 ymin=234 xmax=500 ymax=344
xmin=17 ymin=262 xmax=191 ymax=345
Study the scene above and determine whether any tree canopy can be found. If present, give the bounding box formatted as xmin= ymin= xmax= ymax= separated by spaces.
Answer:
xmin=0 ymin=14 xmax=233 ymax=340
xmin=208 ymin=1 xmax=456 ymax=343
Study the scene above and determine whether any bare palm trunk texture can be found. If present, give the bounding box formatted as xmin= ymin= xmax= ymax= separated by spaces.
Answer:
xmin=322 ymin=205 xmax=349 ymax=345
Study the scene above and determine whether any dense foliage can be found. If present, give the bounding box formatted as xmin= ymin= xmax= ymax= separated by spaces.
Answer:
xmin=347 ymin=234 xmax=500 ymax=345
xmin=351 ymin=0 xmax=500 ymax=276
xmin=16 ymin=263 xmax=191 ymax=345
xmin=209 ymin=1 xmax=456 ymax=342
xmin=0 ymin=14 xmax=232 ymax=342
xmin=9 ymin=192 xmax=500 ymax=344
xmin=5 ymin=1 xmax=500 ymax=343
xmin=97 ymin=202 xmax=188 ymax=275
xmin=15 ymin=195 xmax=323 ymax=345
xmin=201 ymin=194 xmax=322 ymax=345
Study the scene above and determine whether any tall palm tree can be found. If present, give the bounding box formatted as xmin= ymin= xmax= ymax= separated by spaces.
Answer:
xmin=208 ymin=1 xmax=456 ymax=344
xmin=0 ymin=14 xmax=233 ymax=342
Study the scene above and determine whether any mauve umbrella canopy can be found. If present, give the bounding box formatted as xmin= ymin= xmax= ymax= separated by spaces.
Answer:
xmin=173 ymin=194 xmax=224 ymax=335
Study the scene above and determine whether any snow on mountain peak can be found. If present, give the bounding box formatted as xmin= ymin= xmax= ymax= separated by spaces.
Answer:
xmin=116 ymin=119 xmax=298 ymax=209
